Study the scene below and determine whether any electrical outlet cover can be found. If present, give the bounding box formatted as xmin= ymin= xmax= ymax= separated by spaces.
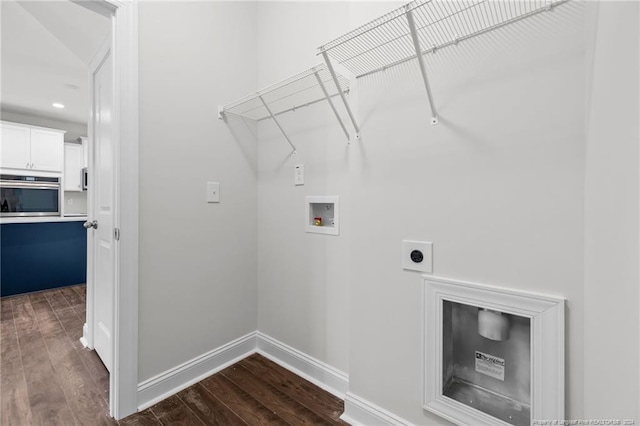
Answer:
xmin=206 ymin=182 xmax=220 ymax=203
xmin=295 ymin=164 xmax=304 ymax=186
xmin=402 ymin=240 xmax=433 ymax=273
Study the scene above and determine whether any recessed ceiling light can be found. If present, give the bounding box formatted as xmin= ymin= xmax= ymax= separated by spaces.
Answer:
xmin=52 ymin=103 xmax=65 ymax=109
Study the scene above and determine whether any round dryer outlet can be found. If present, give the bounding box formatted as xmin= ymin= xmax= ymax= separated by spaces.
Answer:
xmin=410 ymin=250 xmax=424 ymax=263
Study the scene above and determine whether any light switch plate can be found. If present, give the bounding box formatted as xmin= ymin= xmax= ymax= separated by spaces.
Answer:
xmin=206 ymin=182 xmax=220 ymax=203
xmin=295 ymin=164 xmax=304 ymax=186
xmin=402 ymin=240 xmax=433 ymax=273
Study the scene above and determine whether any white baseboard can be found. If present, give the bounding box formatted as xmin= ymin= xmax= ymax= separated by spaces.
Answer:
xmin=135 ymin=331 xmax=350 ymax=415
xmin=256 ymin=332 xmax=349 ymax=399
xmin=341 ymin=392 xmax=414 ymax=426
xmin=131 ymin=332 xmax=424 ymax=424
xmin=80 ymin=323 xmax=90 ymax=349
xmin=137 ymin=331 xmax=257 ymax=411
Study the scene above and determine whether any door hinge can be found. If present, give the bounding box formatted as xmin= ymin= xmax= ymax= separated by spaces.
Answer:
xmin=114 ymin=228 xmax=120 ymax=241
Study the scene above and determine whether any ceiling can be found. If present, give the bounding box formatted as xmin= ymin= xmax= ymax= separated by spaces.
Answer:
xmin=1 ymin=0 xmax=111 ymax=125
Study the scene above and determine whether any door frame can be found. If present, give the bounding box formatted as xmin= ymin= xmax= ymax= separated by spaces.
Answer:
xmin=75 ymin=0 xmax=139 ymax=419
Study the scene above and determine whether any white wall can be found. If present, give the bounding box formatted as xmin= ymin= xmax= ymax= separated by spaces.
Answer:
xmin=349 ymin=2 xmax=586 ymax=422
xmin=256 ymin=1 xmax=587 ymax=423
xmin=584 ymin=1 xmax=639 ymax=420
xmin=254 ymin=0 xmax=407 ymax=376
xmin=255 ymin=0 xmax=354 ymax=376
xmin=137 ymin=1 xmax=259 ymax=381
xmin=134 ymin=1 xmax=640 ymax=423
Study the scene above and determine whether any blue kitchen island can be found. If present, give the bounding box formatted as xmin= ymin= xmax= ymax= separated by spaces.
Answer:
xmin=1 ymin=218 xmax=87 ymax=297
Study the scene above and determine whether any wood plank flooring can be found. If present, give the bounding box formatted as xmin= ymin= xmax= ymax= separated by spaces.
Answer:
xmin=1 ymin=285 xmax=348 ymax=426
xmin=1 ymin=285 xmax=113 ymax=426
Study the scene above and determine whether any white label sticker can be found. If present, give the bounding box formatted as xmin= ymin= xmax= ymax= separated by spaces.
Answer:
xmin=475 ymin=351 xmax=505 ymax=381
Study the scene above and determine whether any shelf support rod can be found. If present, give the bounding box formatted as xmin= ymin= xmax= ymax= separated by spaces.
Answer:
xmin=259 ymin=95 xmax=297 ymax=154
xmin=321 ymin=51 xmax=361 ymax=139
xmin=405 ymin=7 xmax=439 ymax=125
xmin=313 ymin=71 xmax=351 ymax=142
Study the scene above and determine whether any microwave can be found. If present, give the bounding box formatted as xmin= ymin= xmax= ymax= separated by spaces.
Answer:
xmin=0 ymin=174 xmax=61 ymax=217
xmin=82 ymin=167 xmax=88 ymax=190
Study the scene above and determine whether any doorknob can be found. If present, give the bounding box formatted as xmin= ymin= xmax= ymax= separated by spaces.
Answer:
xmin=84 ymin=220 xmax=98 ymax=230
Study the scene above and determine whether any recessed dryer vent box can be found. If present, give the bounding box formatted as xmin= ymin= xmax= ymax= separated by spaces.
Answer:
xmin=305 ymin=196 xmax=339 ymax=236
xmin=423 ymin=276 xmax=566 ymax=426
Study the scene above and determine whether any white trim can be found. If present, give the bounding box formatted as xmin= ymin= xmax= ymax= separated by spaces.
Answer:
xmin=0 ymin=120 xmax=68 ymax=135
xmin=137 ymin=332 xmax=257 ymax=411
xmin=110 ymin=0 xmax=139 ymax=419
xmin=78 ymin=0 xmax=139 ymax=419
xmin=80 ymin=323 xmax=91 ymax=349
xmin=341 ymin=392 xmax=414 ymax=426
xmin=134 ymin=332 xmax=349 ymax=415
xmin=256 ymin=332 xmax=349 ymax=399
xmin=637 ymin=0 xmax=640 ymax=414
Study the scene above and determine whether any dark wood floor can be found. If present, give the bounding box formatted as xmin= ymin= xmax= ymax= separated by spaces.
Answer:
xmin=1 ymin=285 xmax=112 ymax=426
xmin=1 ymin=285 xmax=348 ymax=426
xmin=122 ymin=354 xmax=349 ymax=426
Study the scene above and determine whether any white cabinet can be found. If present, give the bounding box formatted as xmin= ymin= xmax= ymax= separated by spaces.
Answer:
xmin=30 ymin=128 xmax=65 ymax=172
xmin=1 ymin=123 xmax=30 ymax=169
xmin=64 ymin=143 xmax=84 ymax=191
xmin=78 ymin=137 xmax=89 ymax=168
xmin=0 ymin=121 xmax=65 ymax=173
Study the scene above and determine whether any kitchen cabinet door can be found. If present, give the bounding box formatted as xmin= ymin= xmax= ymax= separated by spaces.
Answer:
xmin=0 ymin=122 xmax=30 ymax=170
xmin=64 ymin=143 xmax=84 ymax=191
xmin=79 ymin=137 xmax=89 ymax=168
xmin=30 ymin=128 xmax=64 ymax=172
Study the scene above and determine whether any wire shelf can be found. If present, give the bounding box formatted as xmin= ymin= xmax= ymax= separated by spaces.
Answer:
xmin=319 ymin=0 xmax=569 ymax=78
xmin=220 ymin=64 xmax=350 ymax=122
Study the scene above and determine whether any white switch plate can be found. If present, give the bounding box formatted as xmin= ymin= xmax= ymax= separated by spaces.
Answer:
xmin=402 ymin=240 xmax=433 ymax=273
xmin=206 ymin=182 xmax=220 ymax=203
xmin=295 ymin=164 xmax=304 ymax=186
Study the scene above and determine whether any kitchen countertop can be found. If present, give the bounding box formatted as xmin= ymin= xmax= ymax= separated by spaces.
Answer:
xmin=0 ymin=216 xmax=88 ymax=224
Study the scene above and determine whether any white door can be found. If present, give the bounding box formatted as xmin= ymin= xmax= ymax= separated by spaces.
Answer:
xmin=87 ymin=38 xmax=115 ymax=372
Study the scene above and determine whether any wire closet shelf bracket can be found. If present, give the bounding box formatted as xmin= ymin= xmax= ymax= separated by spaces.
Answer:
xmin=218 ymin=64 xmax=356 ymax=153
xmin=318 ymin=0 xmax=569 ymax=126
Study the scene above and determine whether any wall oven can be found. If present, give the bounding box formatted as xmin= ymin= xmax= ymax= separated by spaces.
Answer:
xmin=0 ymin=174 xmax=61 ymax=217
